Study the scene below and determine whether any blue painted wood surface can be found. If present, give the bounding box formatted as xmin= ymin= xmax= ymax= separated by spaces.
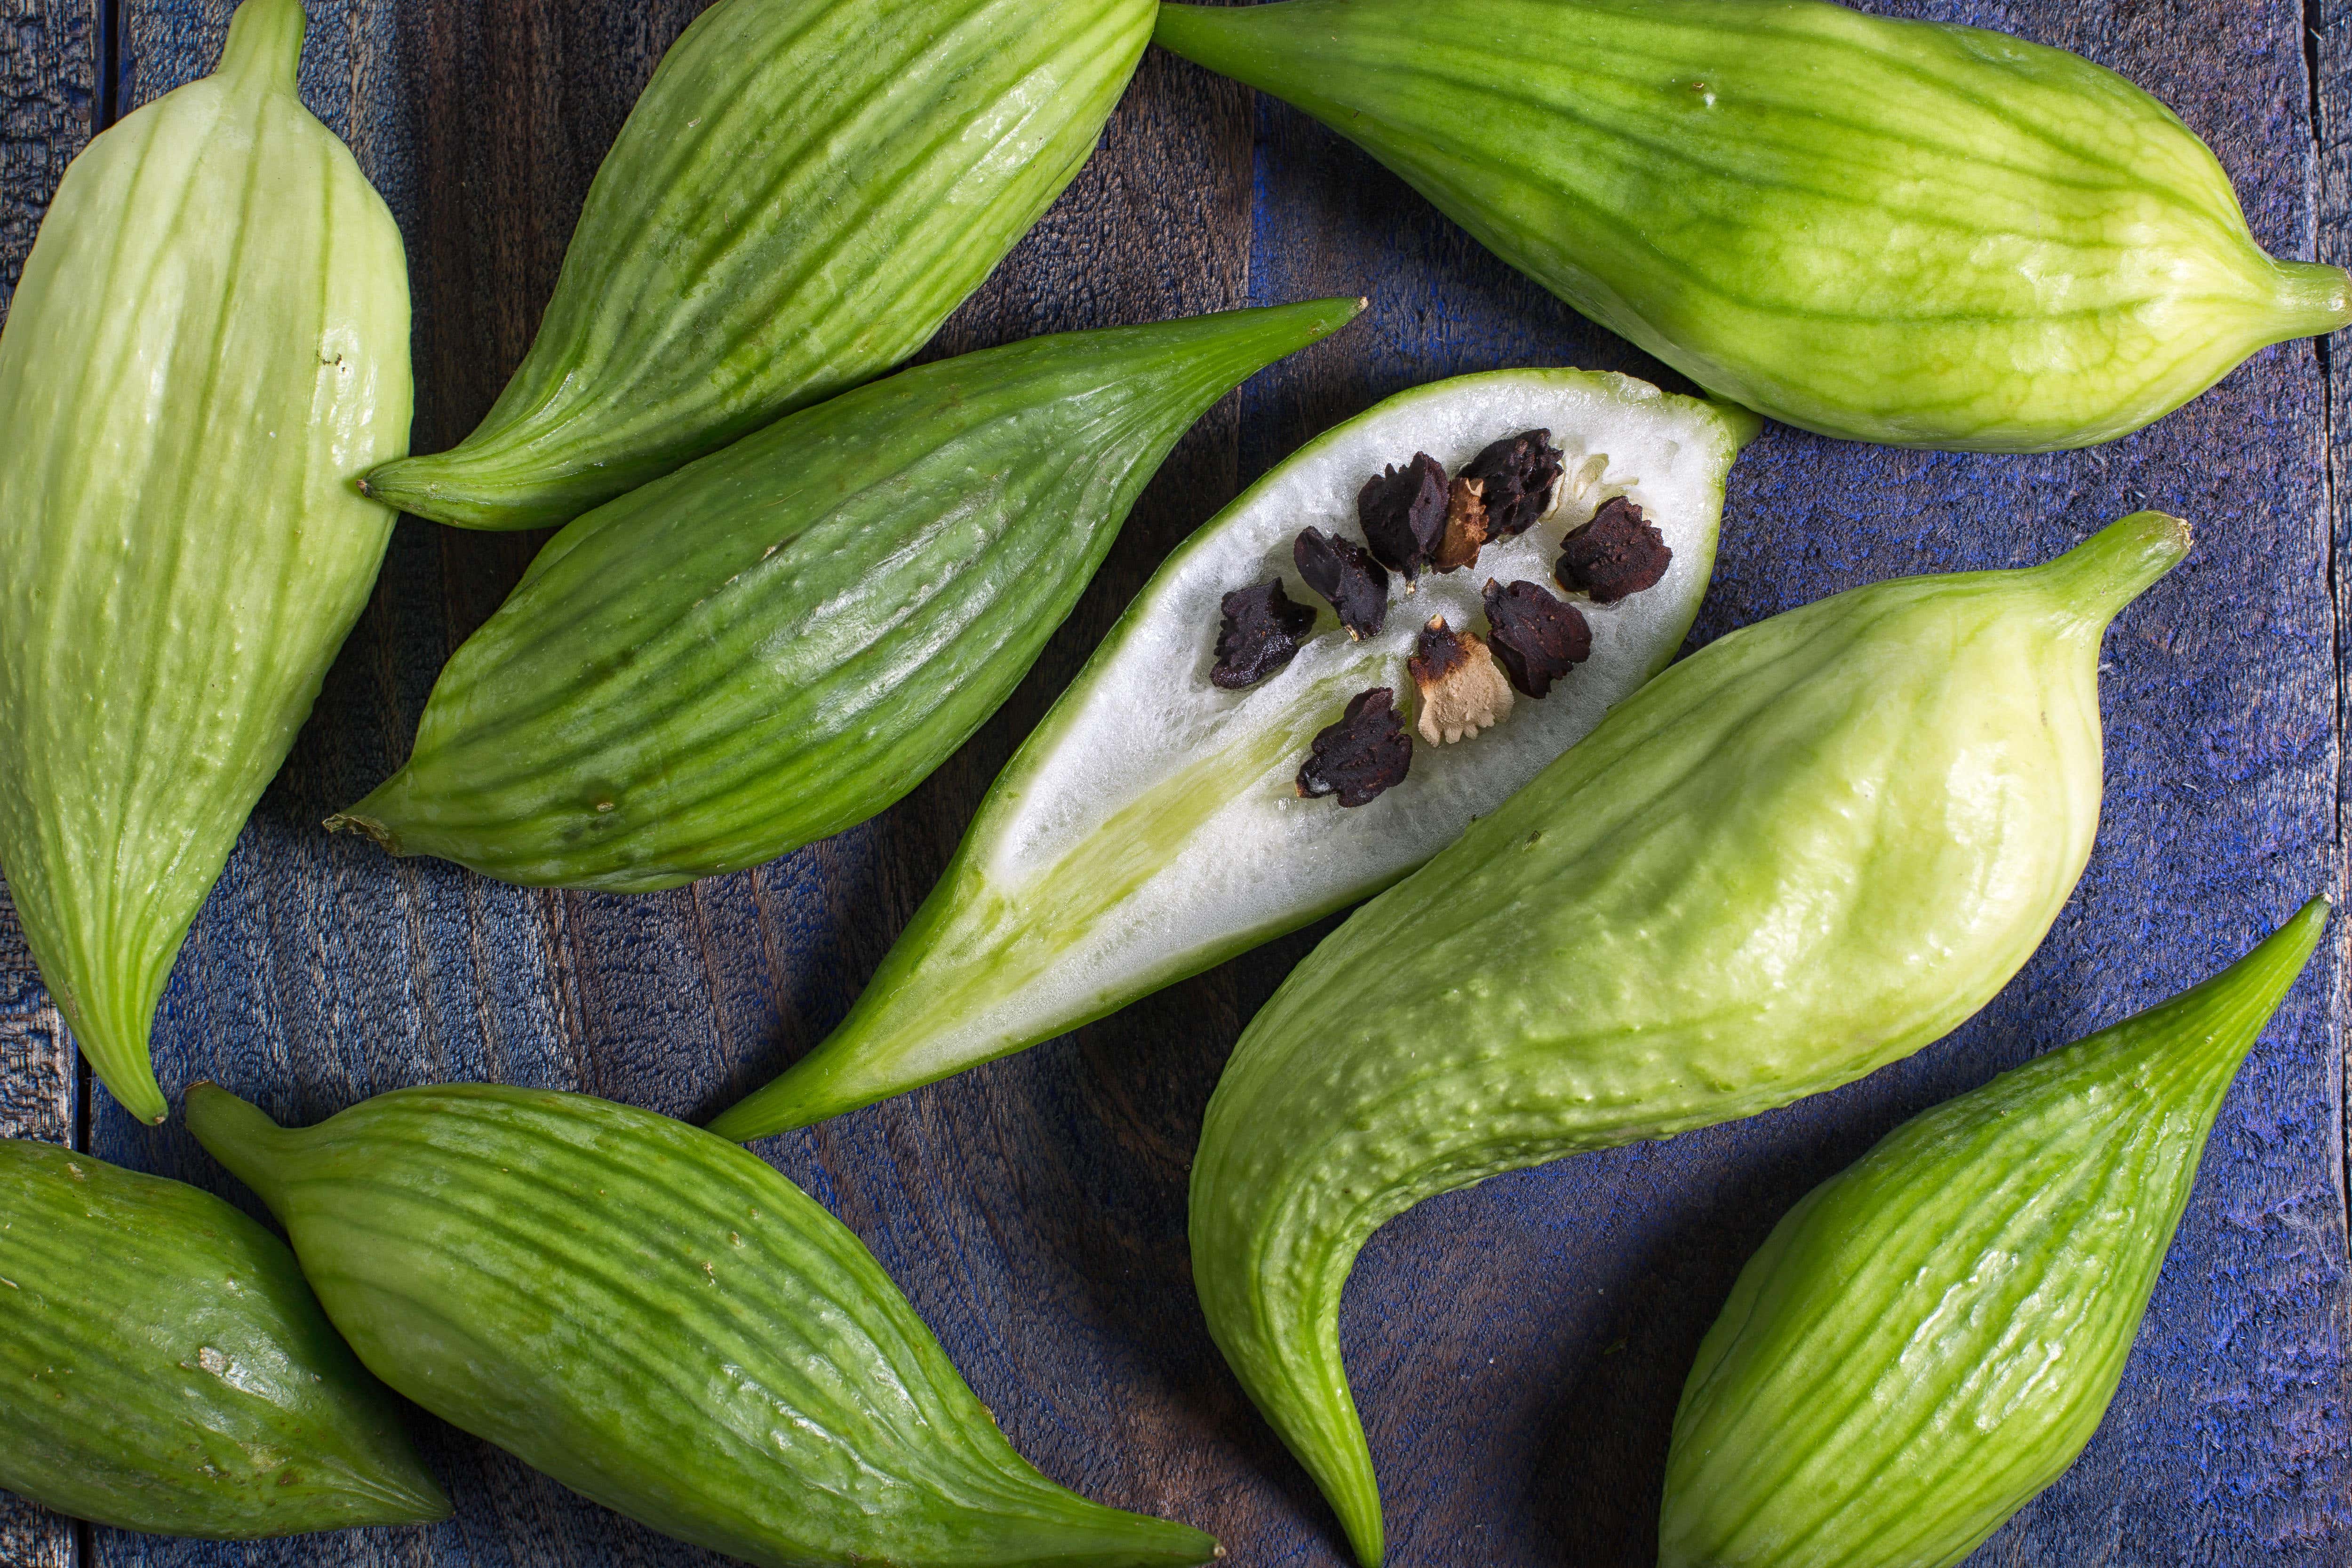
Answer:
xmin=0 ymin=1 xmax=2345 ymax=1564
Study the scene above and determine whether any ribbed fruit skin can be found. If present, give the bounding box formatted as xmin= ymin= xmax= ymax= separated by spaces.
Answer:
xmin=362 ymin=0 xmax=1156 ymax=531
xmin=0 ymin=0 xmax=411 ymax=1122
xmin=185 ymin=1082 xmax=1218 ymax=1568
xmin=1188 ymin=512 xmax=2192 ymax=1568
xmin=1153 ymin=0 xmax=2352 ymax=452
xmin=0 ymin=1138 xmax=448 ymax=1537
xmin=1659 ymin=899 xmax=2329 ymax=1568
xmin=331 ymin=299 xmax=1361 ymax=893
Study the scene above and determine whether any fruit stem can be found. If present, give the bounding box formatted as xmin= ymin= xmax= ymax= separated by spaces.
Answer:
xmin=2036 ymin=510 xmax=2192 ymax=630
xmin=184 ymin=1082 xmax=299 ymax=1213
xmin=218 ymin=0 xmax=305 ymax=94
xmin=2267 ymin=260 xmax=2352 ymax=341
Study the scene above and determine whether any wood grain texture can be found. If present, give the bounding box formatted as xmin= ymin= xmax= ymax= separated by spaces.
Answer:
xmin=0 ymin=0 xmax=93 ymax=1559
xmin=0 ymin=0 xmax=2343 ymax=1565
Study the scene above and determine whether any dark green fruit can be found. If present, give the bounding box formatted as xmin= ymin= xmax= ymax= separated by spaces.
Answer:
xmin=1661 ymin=899 xmax=2328 ymax=1568
xmin=363 ymin=0 xmax=1158 ymax=529
xmin=0 ymin=1138 xmax=447 ymax=1537
xmin=186 ymin=1082 xmax=1217 ymax=1568
xmin=332 ymin=299 xmax=1361 ymax=892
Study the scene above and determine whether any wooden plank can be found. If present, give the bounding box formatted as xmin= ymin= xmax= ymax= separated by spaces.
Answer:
xmin=1 ymin=0 xmax=96 ymax=1560
xmin=0 ymin=2 xmax=2336 ymax=1567
xmin=1238 ymin=2 xmax=2350 ymax=1563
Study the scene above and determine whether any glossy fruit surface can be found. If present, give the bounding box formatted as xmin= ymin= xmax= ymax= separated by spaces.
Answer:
xmin=1188 ymin=511 xmax=2190 ymax=1566
xmin=332 ymin=300 xmax=1359 ymax=892
xmin=185 ymin=1082 xmax=1218 ymax=1568
xmin=0 ymin=1138 xmax=447 ymax=1537
xmin=712 ymin=369 xmax=1755 ymax=1138
xmin=0 ymin=0 xmax=411 ymax=1122
xmin=1154 ymin=0 xmax=2352 ymax=451
xmin=1659 ymin=898 xmax=2328 ymax=1568
xmin=362 ymin=0 xmax=1156 ymax=530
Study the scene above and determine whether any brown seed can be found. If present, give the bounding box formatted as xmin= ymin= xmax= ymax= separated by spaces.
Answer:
xmin=1408 ymin=615 xmax=1514 ymax=744
xmin=1432 ymin=477 xmax=1490 ymax=573
xmin=1296 ymin=687 xmax=1411 ymax=806
xmin=1557 ymin=495 xmax=1672 ymax=603
xmin=1212 ymin=579 xmax=1317 ymax=690
xmin=1294 ymin=526 xmax=1390 ymax=639
xmin=1357 ymin=452 xmax=1449 ymax=584
xmin=1461 ymin=429 xmax=1566 ymax=538
xmin=1482 ymin=578 xmax=1592 ymax=698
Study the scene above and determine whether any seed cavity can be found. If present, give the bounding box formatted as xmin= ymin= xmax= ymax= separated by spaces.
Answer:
xmin=1293 ymin=526 xmax=1389 ymax=639
xmin=1408 ymin=616 xmax=1514 ymax=744
xmin=1357 ymin=452 xmax=1449 ymax=585
xmin=1483 ymin=579 xmax=1592 ymax=697
xmin=1461 ymin=429 xmax=1565 ymax=538
xmin=1557 ymin=495 xmax=1672 ymax=603
xmin=1212 ymin=579 xmax=1317 ymax=689
xmin=1297 ymin=688 xmax=1411 ymax=807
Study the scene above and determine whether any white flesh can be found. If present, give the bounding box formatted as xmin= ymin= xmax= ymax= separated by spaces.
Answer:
xmin=869 ymin=370 xmax=1753 ymax=1080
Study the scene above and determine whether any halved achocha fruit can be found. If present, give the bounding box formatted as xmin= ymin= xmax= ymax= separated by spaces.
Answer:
xmin=713 ymin=369 xmax=1756 ymax=1138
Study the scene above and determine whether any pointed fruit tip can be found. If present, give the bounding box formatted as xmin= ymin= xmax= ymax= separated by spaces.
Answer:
xmin=219 ymin=0 xmax=306 ymax=91
xmin=2269 ymin=260 xmax=2352 ymax=339
xmin=2039 ymin=509 xmax=2190 ymax=627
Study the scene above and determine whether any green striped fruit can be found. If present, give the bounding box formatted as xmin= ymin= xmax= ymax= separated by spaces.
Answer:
xmin=712 ymin=368 xmax=1755 ymax=1138
xmin=362 ymin=0 xmax=1157 ymax=531
xmin=185 ymin=1082 xmax=1218 ymax=1568
xmin=1153 ymin=0 xmax=2352 ymax=452
xmin=0 ymin=0 xmax=411 ymax=1122
xmin=0 ymin=1138 xmax=447 ymax=1537
xmin=330 ymin=299 xmax=1361 ymax=892
xmin=1189 ymin=511 xmax=2190 ymax=1567
xmin=1659 ymin=898 xmax=2329 ymax=1568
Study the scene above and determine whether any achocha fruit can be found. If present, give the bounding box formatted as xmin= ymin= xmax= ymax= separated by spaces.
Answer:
xmin=0 ymin=0 xmax=411 ymax=1122
xmin=364 ymin=0 xmax=1158 ymax=529
xmin=187 ymin=1081 xmax=1218 ymax=1568
xmin=1154 ymin=0 xmax=2352 ymax=451
xmin=1188 ymin=511 xmax=2190 ymax=1567
xmin=1659 ymin=898 xmax=2328 ymax=1568
xmin=333 ymin=300 xmax=1360 ymax=893
xmin=713 ymin=368 xmax=1755 ymax=1138
xmin=0 ymin=1138 xmax=448 ymax=1537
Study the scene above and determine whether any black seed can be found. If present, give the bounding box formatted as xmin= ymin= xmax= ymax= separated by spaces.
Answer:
xmin=1483 ymin=579 xmax=1592 ymax=698
xmin=1461 ymin=429 xmax=1565 ymax=538
xmin=1211 ymin=579 xmax=1316 ymax=690
xmin=1357 ymin=453 xmax=1449 ymax=583
xmin=1296 ymin=687 xmax=1411 ymax=807
xmin=1557 ymin=496 xmax=1672 ymax=604
xmin=1293 ymin=527 xmax=1390 ymax=639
